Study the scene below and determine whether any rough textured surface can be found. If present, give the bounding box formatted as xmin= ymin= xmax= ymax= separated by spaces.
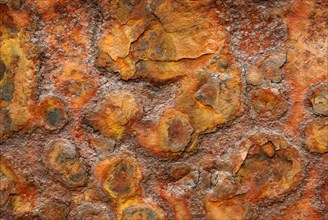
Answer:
xmin=0 ymin=0 xmax=327 ymax=219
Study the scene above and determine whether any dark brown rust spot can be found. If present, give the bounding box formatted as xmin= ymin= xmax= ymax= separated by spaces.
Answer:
xmin=66 ymin=165 xmax=88 ymax=187
xmin=0 ymin=59 xmax=6 ymax=81
xmin=0 ymin=82 xmax=14 ymax=102
xmin=46 ymin=108 xmax=64 ymax=128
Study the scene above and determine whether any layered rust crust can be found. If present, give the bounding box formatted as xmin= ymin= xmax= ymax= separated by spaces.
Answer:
xmin=0 ymin=0 xmax=327 ymax=219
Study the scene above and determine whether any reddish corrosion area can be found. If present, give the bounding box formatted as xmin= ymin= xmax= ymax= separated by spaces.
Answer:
xmin=0 ymin=0 xmax=327 ymax=219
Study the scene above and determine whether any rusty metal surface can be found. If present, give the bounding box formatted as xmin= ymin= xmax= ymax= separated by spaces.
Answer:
xmin=0 ymin=0 xmax=327 ymax=219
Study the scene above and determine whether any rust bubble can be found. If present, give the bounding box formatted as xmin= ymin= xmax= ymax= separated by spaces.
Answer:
xmin=39 ymin=97 xmax=68 ymax=131
xmin=95 ymin=155 xmax=142 ymax=199
xmin=251 ymin=88 xmax=287 ymax=120
xmin=39 ymin=201 xmax=68 ymax=220
xmin=104 ymin=159 xmax=139 ymax=198
xmin=309 ymin=85 xmax=328 ymax=116
xmin=166 ymin=116 xmax=194 ymax=152
xmin=122 ymin=205 xmax=164 ymax=220
xmin=237 ymin=133 xmax=303 ymax=202
xmin=42 ymin=139 xmax=88 ymax=188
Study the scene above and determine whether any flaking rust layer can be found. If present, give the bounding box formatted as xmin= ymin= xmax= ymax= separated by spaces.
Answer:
xmin=0 ymin=0 xmax=327 ymax=219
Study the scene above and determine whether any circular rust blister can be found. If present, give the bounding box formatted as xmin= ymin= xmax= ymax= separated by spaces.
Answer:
xmin=135 ymin=108 xmax=196 ymax=158
xmin=250 ymin=88 xmax=287 ymax=120
xmin=160 ymin=112 xmax=194 ymax=153
xmin=122 ymin=204 xmax=165 ymax=220
xmin=43 ymin=139 xmax=77 ymax=172
xmin=38 ymin=97 xmax=68 ymax=131
xmin=236 ymin=133 xmax=304 ymax=202
xmin=84 ymin=91 xmax=140 ymax=140
xmin=42 ymin=139 xmax=88 ymax=188
xmin=308 ymin=85 xmax=328 ymax=116
xmin=95 ymin=154 xmax=142 ymax=199
xmin=205 ymin=132 xmax=304 ymax=219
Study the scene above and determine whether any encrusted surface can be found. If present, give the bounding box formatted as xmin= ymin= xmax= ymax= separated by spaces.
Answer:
xmin=0 ymin=0 xmax=327 ymax=219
